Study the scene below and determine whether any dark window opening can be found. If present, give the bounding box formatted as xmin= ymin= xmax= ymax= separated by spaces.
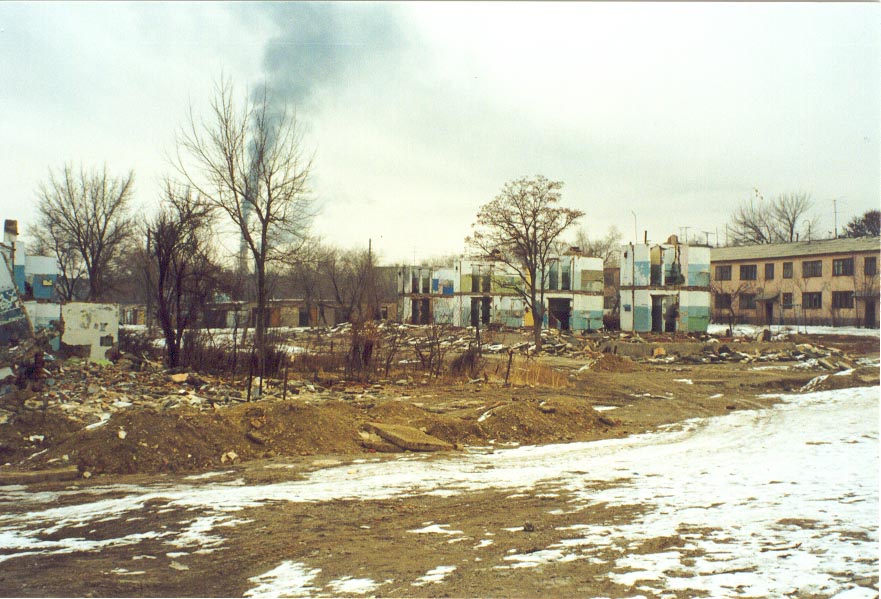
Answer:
xmin=803 ymin=292 xmax=822 ymax=309
xmin=832 ymin=258 xmax=854 ymax=276
xmin=715 ymin=265 xmax=732 ymax=281
xmin=865 ymin=256 xmax=877 ymax=276
xmin=803 ymin=260 xmax=822 ymax=278
xmin=832 ymin=291 xmax=854 ymax=309
xmin=739 ymin=264 xmax=757 ymax=281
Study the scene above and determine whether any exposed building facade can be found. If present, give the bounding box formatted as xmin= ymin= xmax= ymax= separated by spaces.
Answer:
xmin=619 ymin=236 xmax=711 ymax=333
xmin=710 ymin=237 xmax=880 ymax=328
xmin=397 ymin=251 xmax=605 ymax=331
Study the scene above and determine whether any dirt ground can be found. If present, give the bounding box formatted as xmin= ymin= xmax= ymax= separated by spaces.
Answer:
xmin=0 ymin=330 xmax=877 ymax=597
xmin=0 ymin=330 xmax=878 ymax=478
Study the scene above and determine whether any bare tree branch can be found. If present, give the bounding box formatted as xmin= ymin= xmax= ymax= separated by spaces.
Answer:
xmin=466 ymin=175 xmax=583 ymax=350
xmin=173 ymin=78 xmax=314 ymax=379
xmin=35 ymin=163 xmax=134 ymax=301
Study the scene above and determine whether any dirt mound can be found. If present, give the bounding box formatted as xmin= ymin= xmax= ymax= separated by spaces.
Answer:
xmin=367 ymin=401 xmax=433 ymax=424
xmin=591 ymin=354 xmax=642 ymax=373
xmin=0 ymin=409 xmax=81 ymax=465
xmin=367 ymin=401 xmax=485 ymax=446
xmin=39 ymin=408 xmax=248 ymax=475
xmin=807 ymin=367 xmax=880 ymax=392
xmin=35 ymin=400 xmax=372 ymax=475
xmin=478 ymin=397 xmax=611 ymax=443
xmin=235 ymin=400 xmax=364 ymax=456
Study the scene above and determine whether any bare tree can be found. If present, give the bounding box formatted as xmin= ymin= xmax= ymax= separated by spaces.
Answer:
xmin=466 ymin=175 xmax=583 ymax=351
xmin=772 ymin=193 xmax=814 ymax=242
xmin=35 ymin=164 xmax=134 ymax=300
xmin=710 ymin=281 xmax=755 ymax=332
xmin=572 ymin=225 xmax=622 ymax=265
xmin=174 ymin=78 xmax=313 ymax=379
xmin=322 ymin=246 xmax=376 ymax=323
xmin=144 ymin=184 xmax=216 ymax=368
xmin=29 ymin=228 xmax=85 ymax=301
xmin=728 ymin=190 xmax=814 ymax=245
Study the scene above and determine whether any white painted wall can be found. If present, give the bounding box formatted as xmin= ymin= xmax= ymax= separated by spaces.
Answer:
xmin=61 ymin=303 xmax=119 ymax=362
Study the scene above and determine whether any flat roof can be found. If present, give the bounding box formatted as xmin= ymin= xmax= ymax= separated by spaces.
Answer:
xmin=710 ymin=237 xmax=880 ymax=262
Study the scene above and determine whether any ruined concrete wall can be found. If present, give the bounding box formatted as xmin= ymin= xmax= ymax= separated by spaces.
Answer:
xmin=61 ymin=303 xmax=119 ymax=362
xmin=0 ymin=254 xmax=32 ymax=344
xmin=679 ymin=290 xmax=711 ymax=332
xmin=620 ymin=244 xmax=651 ymax=287
xmin=571 ymin=294 xmax=604 ymax=331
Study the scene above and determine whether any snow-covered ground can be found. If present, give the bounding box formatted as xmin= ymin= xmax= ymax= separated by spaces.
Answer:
xmin=708 ymin=322 xmax=880 ymax=337
xmin=0 ymin=385 xmax=876 ymax=597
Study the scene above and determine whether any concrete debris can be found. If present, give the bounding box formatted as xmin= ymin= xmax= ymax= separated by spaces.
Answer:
xmin=364 ymin=422 xmax=454 ymax=452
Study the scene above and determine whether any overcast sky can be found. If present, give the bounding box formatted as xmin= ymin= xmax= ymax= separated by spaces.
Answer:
xmin=1 ymin=2 xmax=878 ymax=265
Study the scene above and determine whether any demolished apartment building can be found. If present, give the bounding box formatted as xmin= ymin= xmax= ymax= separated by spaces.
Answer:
xmin=619 ymin=235 xmax=711 ymax=333
xmin=397 ymin=250 xmax=605 ymax=331
xmin=1 ymin=219 xmax=119 ymax=362
xmin=0 ymin=223 xmax=33 ymax=345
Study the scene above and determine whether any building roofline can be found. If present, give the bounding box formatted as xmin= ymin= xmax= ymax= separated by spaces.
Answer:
xmin=710 ymin=236 xmax=880 ymax=262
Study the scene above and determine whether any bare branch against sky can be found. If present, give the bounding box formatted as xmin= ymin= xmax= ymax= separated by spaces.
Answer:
xmin=1 ymin=2 xmax=878 ymax=264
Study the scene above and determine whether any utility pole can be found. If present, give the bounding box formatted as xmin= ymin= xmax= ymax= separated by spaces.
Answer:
xmin=702 ymin=230 xmax=712 ymax=246
xmin=682 ymin=226 xmax=690 ymax=244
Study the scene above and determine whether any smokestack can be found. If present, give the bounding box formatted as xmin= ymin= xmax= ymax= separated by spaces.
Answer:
xmin=3 ymin=220 xmax=18 ymax=245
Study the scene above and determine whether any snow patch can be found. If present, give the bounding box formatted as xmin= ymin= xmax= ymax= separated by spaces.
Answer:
xmin=244 ymin=561 xmax=321 ymax=598
xmin=412 ymin=565 xmax=456 ymax=586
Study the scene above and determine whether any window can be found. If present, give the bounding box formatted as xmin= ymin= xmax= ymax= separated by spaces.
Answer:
xmin=783 ymin=262 xmax=793 ymax=279
xmin=715 ymin=265 xmax=732 ymax=281
xmin=739 ymin=264 xmax=757 ymax=280
xmin=716 ymin=293 xmax=732 ymax=309
xmin=561 ymin=261 xmax=571 ymax=291
xmin=832 ymin=291 xmax=854 ymax=309
xmin=764 ymin=263 xmax=775 ymax=280
xmin=802 ymin=260 xmax=822 ymax=278
xmin=832 ymin=258 xmax=854 ymax=276
xmin=782 ymin=292 xmax=793 ymax=308
xmin=866 ymin=256 xmax=877 ymax=276
xmin=739 ymin=293 xmax=757 ymax=309
xmin=802 ymin=292 xmax=822 ymax=309
xmin=548 ymin=262 xmax=559 ymax=290
xmin=604 ymin=271 xmax=615 ymax=286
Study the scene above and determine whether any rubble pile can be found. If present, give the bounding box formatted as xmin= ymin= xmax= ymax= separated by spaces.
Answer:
xmin=654 ymin=340 xmax=860 ymax=371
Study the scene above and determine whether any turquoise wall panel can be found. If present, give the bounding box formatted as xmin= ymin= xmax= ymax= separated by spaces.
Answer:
xmin=684 ymin=306 xmax=710 ymax=332
xmin=688 ymin=264 xmax=710 ymax=287
xmin=634 ymin=305 xmax=652 ymax=331
xmin=571 ymin=311 xmax=588 ymax=331
xmin=634 ymin=261 xmax=651 ymax=286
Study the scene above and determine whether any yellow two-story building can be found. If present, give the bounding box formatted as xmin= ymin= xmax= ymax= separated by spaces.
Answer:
xmin=710 ymin=237 xmax=880 ymax=328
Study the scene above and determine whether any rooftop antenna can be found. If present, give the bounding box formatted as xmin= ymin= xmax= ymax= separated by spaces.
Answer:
xmin=832 ymin=198 xmax=845 ymax=238
xmin=630 ymin=210 xmax=637 ymax=244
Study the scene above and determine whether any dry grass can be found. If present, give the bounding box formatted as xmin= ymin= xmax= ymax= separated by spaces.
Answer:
xmin=507 ymin=359 xmax=571 ymax=388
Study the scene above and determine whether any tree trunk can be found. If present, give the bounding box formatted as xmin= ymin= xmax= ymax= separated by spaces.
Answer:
xmin=255 ymin=261 xmax=267 ymax=382
xmin=531 ymin=288 xmax=543 ymax=351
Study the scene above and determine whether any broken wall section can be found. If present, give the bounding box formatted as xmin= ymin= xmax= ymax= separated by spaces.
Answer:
xmin=61 ymin=303 xmax=119 ymax=362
